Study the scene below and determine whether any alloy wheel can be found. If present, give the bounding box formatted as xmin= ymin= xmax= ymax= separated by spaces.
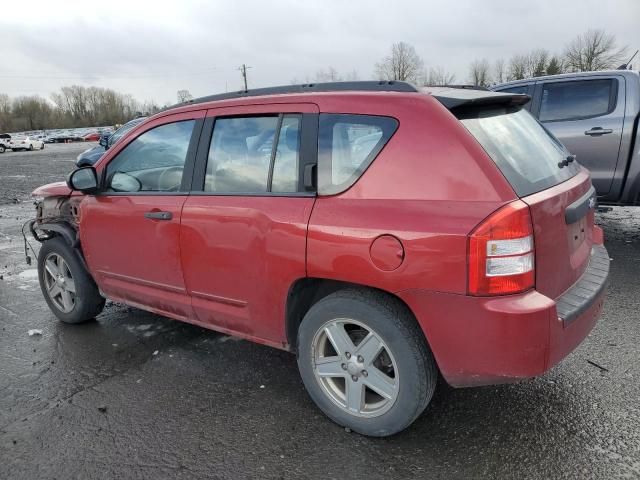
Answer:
xmin=312 ymin=318 xmax=399 ymax=418
xmin=43 ymin=253 xmax=76 ymax=313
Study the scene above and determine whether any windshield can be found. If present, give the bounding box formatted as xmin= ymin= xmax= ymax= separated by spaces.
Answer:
xmin=459 ymin=107 xmax=579 ymax=197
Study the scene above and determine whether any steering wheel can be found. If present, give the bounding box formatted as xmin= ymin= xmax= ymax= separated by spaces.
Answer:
xmin=158 ymin=165 xmax=184 ymax=192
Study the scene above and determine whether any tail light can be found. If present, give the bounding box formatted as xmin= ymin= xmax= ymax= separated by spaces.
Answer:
xmin=468 ymin=200 xmax=534 ymax=296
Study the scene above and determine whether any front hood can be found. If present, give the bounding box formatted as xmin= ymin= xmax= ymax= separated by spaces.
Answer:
xmin=32 ymin=181 xmax=73 ymax=198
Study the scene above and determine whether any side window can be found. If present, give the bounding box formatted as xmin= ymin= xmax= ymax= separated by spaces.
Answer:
xmin=317 ymin=114 xmax=398 ymax=195
xmin=105 ymin=120 xmax=195 ymax=193
xmin=205 ymin=114 xmax=301 ymax=194
xmin=497 ymin=85 xmax=530 ymax=95
xmin=539 ymin=79 xmax=616 ymax=122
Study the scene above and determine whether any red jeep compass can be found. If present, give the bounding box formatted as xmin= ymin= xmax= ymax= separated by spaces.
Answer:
xmin=30 ymin=81 xmax=609 ymax=436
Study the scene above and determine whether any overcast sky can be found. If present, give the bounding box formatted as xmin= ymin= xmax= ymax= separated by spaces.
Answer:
xmin=0 ymin=0 xmax=637 ymax=105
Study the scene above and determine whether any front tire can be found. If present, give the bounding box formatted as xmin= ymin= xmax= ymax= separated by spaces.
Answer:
xmin=37 ymin=236 xmax=105 ymax=324
xmin=0 ymin=145 xmax=4 ymax=153
xmin=297 ymin=289 xmax=437 ymax=437
xmin=29 ymin=144 xmax=34 ymax=151
xmin=40 ymin=143 xmax=45 ymax=150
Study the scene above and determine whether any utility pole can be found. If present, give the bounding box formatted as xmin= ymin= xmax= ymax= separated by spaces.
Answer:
xmin=238 ymin=64 xmax=251 ymax=91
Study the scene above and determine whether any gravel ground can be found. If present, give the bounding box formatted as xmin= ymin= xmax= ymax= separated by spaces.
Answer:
xmin=0 ymin=144 xmax=639 ymax=479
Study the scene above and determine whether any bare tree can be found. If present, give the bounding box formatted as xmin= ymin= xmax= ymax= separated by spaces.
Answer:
xmin=564 ymin=29 xmax=628 ymax=71
xmin=177 ymin=90 xmax=193 ymax=103
xmin=526 ymin=49 xmax=550 ymax=77
xmin=423 ymin=66 xmax=456 ymax=86
xmin=508 ymin=54 xmax=527 ymax=81
xmin=0 ymin=94 xmax=11 ymax=132
xmin=343 ymin=69 xmax=360 ymax=81
xmin=375 ymin=42 xmax=424 ymax=82
xmin=493 ymin=59 xmax=506 ymax=84
xmin=314 ymin=67 xmax=341 ymax=82
xmin=12 ymin=96 xmax=53 ymax=131
xmin=469 ymin=59 xmax=491 ymax=87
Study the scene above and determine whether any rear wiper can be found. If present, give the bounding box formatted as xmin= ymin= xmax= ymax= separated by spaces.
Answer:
xmin=558 ymin=154 xmax=576 ymax=168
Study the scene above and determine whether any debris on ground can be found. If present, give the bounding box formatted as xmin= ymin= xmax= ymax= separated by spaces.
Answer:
xmin=27 ymin=329 xmax=43 ymax=336
xmin=97 ymin=405 xmax=107 ymax=413
xmin=152 ymin=350 xmax=159 ymax=356
xmin=587 ymin=360 xmax=609 ymax=372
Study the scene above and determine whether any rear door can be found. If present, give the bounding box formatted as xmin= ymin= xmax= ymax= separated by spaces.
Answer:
xmin=532 ymin=76 xmax=626 ymax=196
xmin=179 ymin=103 xmax=319 ymax=345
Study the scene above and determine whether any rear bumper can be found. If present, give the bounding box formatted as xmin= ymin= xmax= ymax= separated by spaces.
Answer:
xmin=398 ymin=245 xmax=609 ymax=387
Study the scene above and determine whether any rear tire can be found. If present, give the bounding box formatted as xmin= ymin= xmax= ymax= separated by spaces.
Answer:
xmin=29 ymin=144 xmax=34 ymax=151
xmin=40 ymin=143 xmax=45 ymax=150
xmin=0 ymin=145 xmax=4 ymax=153
xmin=37 ymin=236 xmax=105 ymax=324
xmin=297 ymin=289 xmax=437 ymax=437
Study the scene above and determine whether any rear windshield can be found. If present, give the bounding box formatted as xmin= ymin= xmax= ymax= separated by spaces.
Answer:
xmin=458 ymin=107 xmax=579 ymax=197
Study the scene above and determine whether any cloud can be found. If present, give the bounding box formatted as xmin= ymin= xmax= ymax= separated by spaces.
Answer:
xmin=0 ymin=0 xmax=637 ymax=103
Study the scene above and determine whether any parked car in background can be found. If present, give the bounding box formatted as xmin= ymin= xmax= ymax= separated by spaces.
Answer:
xmin=30 ymin=82 xmax=608 ymax=437
xmin=0 ymin=133 xmax=11 ymax=153
xmin=9 ymin=135 xmax=45 ymax=151
xmin=492 ymin=69 xmax=640 ymax=206
xmin=82 ymin=132 xmax=102 ymax=142
xmin=76 ymin=117 xmax=146 ymax=166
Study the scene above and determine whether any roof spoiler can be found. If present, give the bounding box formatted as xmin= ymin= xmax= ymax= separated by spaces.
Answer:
xmin=423 ymin=87 xmax=531 ymax=110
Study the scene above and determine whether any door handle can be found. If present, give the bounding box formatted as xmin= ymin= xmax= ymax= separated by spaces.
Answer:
xmin=144 ymin=211 xmax=172 ymax=220
xmin=584 ymin=127 xmax=613 ymax=136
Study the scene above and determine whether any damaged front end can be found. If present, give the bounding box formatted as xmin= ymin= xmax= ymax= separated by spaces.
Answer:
xmin=24 ymin=183 xmax=84 ymax=265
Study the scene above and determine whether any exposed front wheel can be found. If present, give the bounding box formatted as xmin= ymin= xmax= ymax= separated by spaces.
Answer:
xmin=38 ymin=236 xmax=105 ymax=324
xmin=297 ymin=289 xmax=437 ymax=437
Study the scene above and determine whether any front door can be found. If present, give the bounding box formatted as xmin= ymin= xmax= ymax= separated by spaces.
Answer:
xmin=180 ymin=103 xmax=318 ymax=345
xmin=534 ymin=76 xmax=625 ymax=197
xmin=80 ymin=111 xmax=205 ymax=321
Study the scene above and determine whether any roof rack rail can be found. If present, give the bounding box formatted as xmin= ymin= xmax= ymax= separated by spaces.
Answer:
xmin=167 ymin=81 xmax=418 ymax=110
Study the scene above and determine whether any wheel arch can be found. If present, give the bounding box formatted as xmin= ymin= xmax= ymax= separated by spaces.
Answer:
xmin=285 ymin=278 xmax=432 ymax=355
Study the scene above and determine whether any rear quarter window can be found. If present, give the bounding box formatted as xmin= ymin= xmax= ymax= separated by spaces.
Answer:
xmin=318 ymin=114 xmax=398 ymax=195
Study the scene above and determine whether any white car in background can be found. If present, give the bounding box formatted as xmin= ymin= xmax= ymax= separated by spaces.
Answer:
xmin=8 ymin=135 xmax=45 ymax=151
xmin=0 ymin=134 xmax=11 ymax=153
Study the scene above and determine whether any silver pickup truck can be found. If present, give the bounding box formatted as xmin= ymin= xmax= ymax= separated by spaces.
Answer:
xmin=492 ymin=70 xmax=640 ymax=206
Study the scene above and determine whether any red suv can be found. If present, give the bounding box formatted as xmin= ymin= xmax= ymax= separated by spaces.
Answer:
xmin=30 ymin=82 xmax=609 ymax=436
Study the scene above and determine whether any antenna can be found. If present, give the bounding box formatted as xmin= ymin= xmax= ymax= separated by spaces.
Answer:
xmin=617 ymin=50 xmax=638 ymax=70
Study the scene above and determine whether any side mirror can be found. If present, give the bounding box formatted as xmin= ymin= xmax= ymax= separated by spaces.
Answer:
xmin=67 ymin=167 xmax=98 ymax=193
xmin=99 ymin=134 xmax=110 ymax=148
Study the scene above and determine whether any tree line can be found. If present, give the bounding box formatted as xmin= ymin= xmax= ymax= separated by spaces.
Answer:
xmin=0 ymin=85 xmax=161 ymax=133
xmin=375 ymin=29 xmax=630 ymax=87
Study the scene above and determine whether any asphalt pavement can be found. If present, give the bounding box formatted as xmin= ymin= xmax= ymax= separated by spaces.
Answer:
xmin=0 ymin=143 xmax=639 ymax=479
